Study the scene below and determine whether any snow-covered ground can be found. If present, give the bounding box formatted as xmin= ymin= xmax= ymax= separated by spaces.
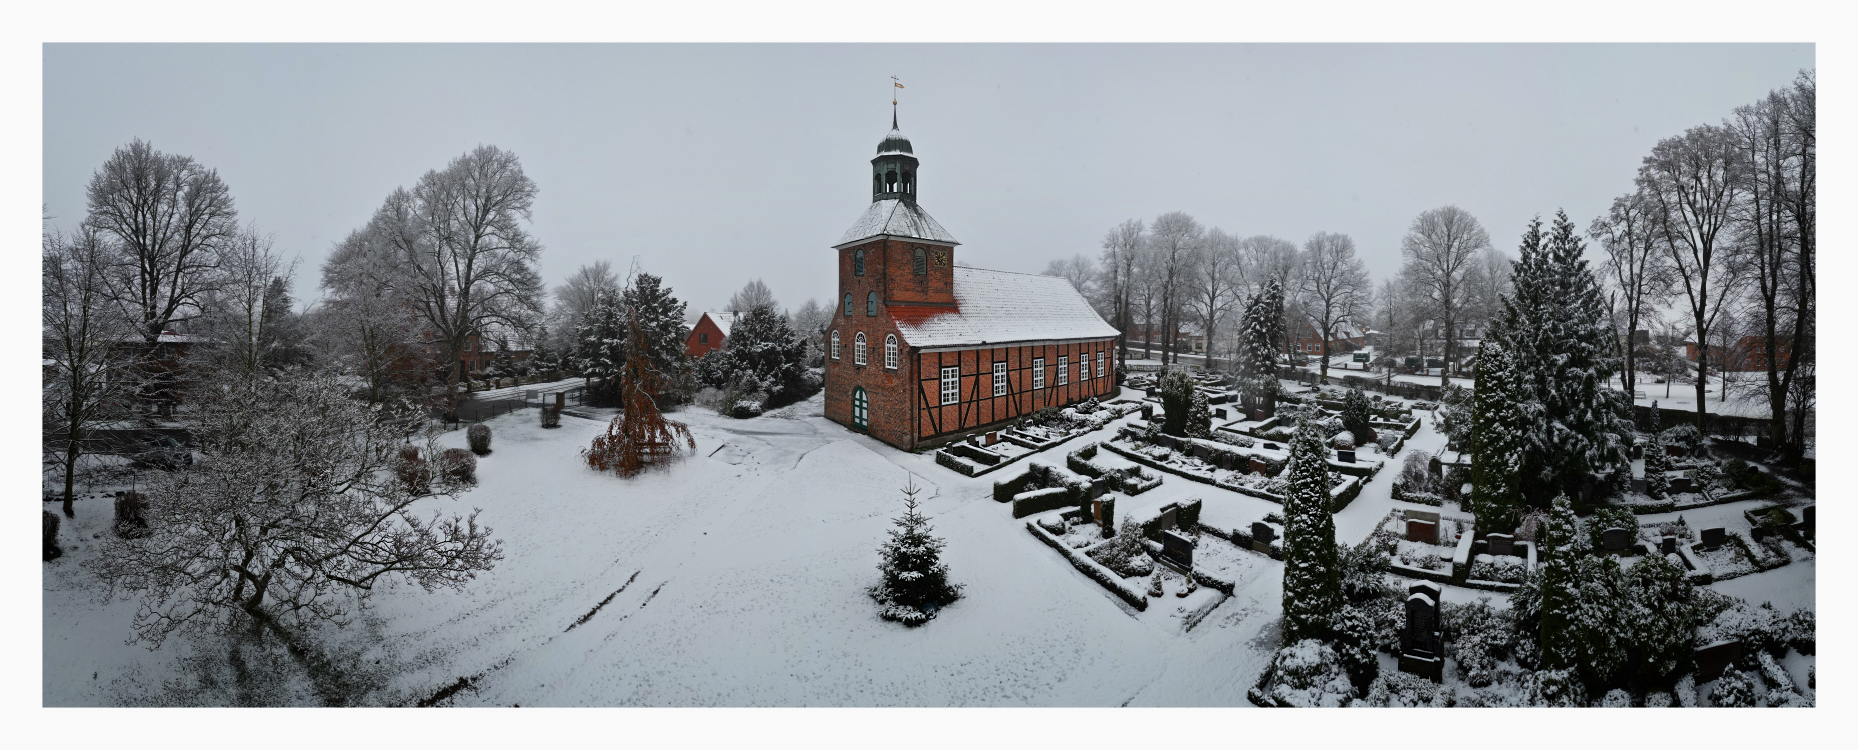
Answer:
xmin=41 ymin=385 xmax=1814 ymax=706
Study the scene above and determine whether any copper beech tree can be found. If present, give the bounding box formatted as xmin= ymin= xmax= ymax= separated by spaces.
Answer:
xmin=583 ymin=312 xmax=695 ymax=477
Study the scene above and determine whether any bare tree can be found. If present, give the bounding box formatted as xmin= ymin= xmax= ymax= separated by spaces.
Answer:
xmin=43 ymin=225 xmax=141 ymax=517
xmin=1297 ymin=231 xmax=1372 ymax=383
xmin=1098 ymin=219 xmax=1146 ymax=363
xmin=1189 ymin=228 xmax=1246 ymax=370
xmin=789 ymin=298 xmax=831 ymax=367
xmin=85 ymin=139 xmax=239 ymax=344
xmin=369 ymin=145 xmax=546 ymax=417
xmin=726 ymin=278 xmax=778 ymax=314
xmin=1637 ymin=124 xmax=1743 ymax=431
xmin=553 ymin=260 xmax=621 ymax=327
xmin=1779 ymin=71 xmax=1815 ymax=461
xmin=88 ymin=370 xmax=501 ymax=656
xmin=193 ymin=224 xmax=295 ymax=380
xmin=1461 ymin=247 xmax=1514 ymax=339
xmin=1589 ymin=190 xmax=1671 ymax=401
xmin=1147 ymin=212 xmax=1204 ymax=366
xmin=318 ymin=227 xmax=432 ymax=403
xmin=1239 ymin=235 xmax=1301 ymax=363
xmin=1399 ymin=205 xmax=1491 ymax=386
xmin=1041 ymin=253 xmax=1098 ymax=298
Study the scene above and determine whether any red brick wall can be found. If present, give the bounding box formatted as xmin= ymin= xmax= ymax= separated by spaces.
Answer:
xmin=882 ymin=240 xmax=956 ymax=306
xmin=685 ymin=315 xmax=727 ymax=358
xmin=909 ymin=341 xmax=1116 ymax=445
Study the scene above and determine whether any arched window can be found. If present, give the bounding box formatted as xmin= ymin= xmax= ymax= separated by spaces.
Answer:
xmin=886 ymin=170 xmax=897 ymax=190
xmin=853 ymin=249 xmax=865 ymax=276
xmin=851 ymin=386 xmax=869 ymax=428
xmin=904 ymin=171 xmax=914 ymax=194
xmin=884 ymin=334 xmax=898 ymax=369
xmin=830 ymin=330 xmax=840 ymax=360
xmin=843 ymin=293 xmax=854 ymax=316
xmin=913 ymin=247 xmax=926 ymax=276
xmin=854 ymin=332 xmax=867 ymax=365
xmin=866 ymin=291 xmax=878 ymax=316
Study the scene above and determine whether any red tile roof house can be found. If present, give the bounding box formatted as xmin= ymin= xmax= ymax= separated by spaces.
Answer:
xmin=684 ymin=311 xmax=738 ymax=358
xmin=824 ymin=114 xmax=1119 ymax=451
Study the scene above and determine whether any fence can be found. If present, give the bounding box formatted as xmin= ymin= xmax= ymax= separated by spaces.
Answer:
xmin=435 ymin=383 xmax=591 ymax=430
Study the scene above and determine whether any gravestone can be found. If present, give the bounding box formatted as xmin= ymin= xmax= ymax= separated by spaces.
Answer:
xmin=1631 ymin=477 xmax=1647 ymax=493
xmin=1263 ymin=443 xmax=1279 ymax=451
xmin=1160 ymin=529 xmax=1194 ymax=570
xmin=1146 ymin=388 xmax=1159 ymax=398
xmin=1089 ymin=476 xmax=1109 ymax=499
xmin=1251 ymin=409 xmax=1268 ymax=422
xmin=1666 ymin=444 xmax=1686 ymax=458
xmin=1694 ymin=640 xmax=1742 ymax=682
xmin=1629 ymin=444 xmax=1644 ymax=460
xmin=1251 ymin=522 xmax=1276 ymax=544
xmin=1248 ymin=458 xmax=1269 ymax=475
xmin=1193 ymin=445 xmax=1210 ymax=461
xmin=1487 ymin=533 xmax=1514 ymax=556
xmin=1660 ymin=536 xmax=1677 ymax=555
xmin=1399 ymin=583 xmax=1445 ymax=683
xmin=1750 ymin=526 xmax=1766 ymax=542
xmin=1214 ymin=407 xmax=1228 ymax=420
xmin=1669 ymin=476 xmax=1692 ymax=494
xmin=1700 ymin=527 xmax=1727 ymax=549
xmin=1405 ymin=509 xmax=1441 ymax=525
xmin=985 ymin=431 xmax=998 ymax=446
xmin=1406 ymin=519 xmax=1438 ymax=545
xmin=1602 ymin=527 xmax=1631 ymax=552
xmin=1803 ymin=505 xmax=1815 ymax=526
xmin=1337 ymin=449 xmax=1356 ymax=463
xmin=1157 ymin=505 xmax=1179 ymax=533
xmin=1141 ymin=405 xmax=1155 ymax=422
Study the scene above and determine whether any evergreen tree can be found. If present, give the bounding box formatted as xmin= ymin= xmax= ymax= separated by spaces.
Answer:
xmin=529 ymin=325 xmax=559 ymax=376
xmin=1157 ymin=370 xmax=1197 ymax=436
xmin=721 ymin=306 xmax=811 ymax=408
xmin=485 ymin=336 xmax=516 ymax=380
xmin=582 ymin=309 xmax=696 ymax=477
xmin=1281 ymin=417 xmax=1342 ymax=643
xmin=574 ymin=289 xmax=628 ymax=404
xmin=1340 ymin=388 xmax=1374 ymax=445
xmin=1488 ymin=211 xmax=1631 ymax=506
xmin=1235 ymin=280 xmax=1285 ymax=413
xmin=1565 ymin=554 xmax=1629 ymax=689
xmin=1185 ymin=389 xmax=1212 ymax=439
xmin=1434 ymin=383 xmax=1473 ymax=450
xmin=1623 ymin=553 xmax=1695 ymax=686
xmin=870 ymin=478 xmax=963 ymax=626
xmin=621 ymin=272 xmax=692 ymax=403
xmin=1643 ymin=403 xmax=1671 ymax=498
xmin=1469 ymin=342 xmax=1526 ymax=534
xmin=1536 ymin=495 xmax=1587 ymax=673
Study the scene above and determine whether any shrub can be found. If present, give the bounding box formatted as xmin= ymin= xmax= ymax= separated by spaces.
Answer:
xmin=1785 ymin=609 xmax=1815 ymax=655
xmin=113 ymin=491 xmax=150 ymax=539
xmin=1332 ymin=432 xmax=1355 ymax=450
xmin=1376 ymin=431 xmax=1401 ymax=453
xmin=1585 ymin=506 xmax=1639 ymax=551
xmin=1600 ymin=688 xmax=1632 ymax=707
xmin=1712 ymin=668 xmax=1755 ymax=707
xmin=1661 ymin=423 xmax=1704 ymax=453
xmin=1523 ymin=668 xmax=1586 ymax=707
xmin=396 ymin=446 xmax=432 ymax=494
xmin=467 ymin=423 xmax=492 ymax=455
xmin=438 ymin=448 xmax=478 ymax=485
xmin=1330 ymin=605 xmax=1379 ymax=689
xmin=1089 ymin=516 xmax=1154 ymax=578
xmin=1264 ymin=640 xmax=1356 ymax=707
xmin=43 ymin=510 xmax=62 ymax=561
xmin=729 ymin=398 xmax=765 ymax=419
xmin=1395 ymin=450 xmax=1432 ymax=495
xmin=539 ymin=405 xmax=561 ymax=428
xmin=1644 ymin=691 xmax=1674 ymax=707
xmin=1363 ymin=671 xmax=1452 ymax=707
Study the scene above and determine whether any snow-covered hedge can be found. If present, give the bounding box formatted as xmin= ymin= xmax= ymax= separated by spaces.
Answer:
xmin=1011 ymin=486 xmax=1077 ymax=519
xmin=1253 ymin=640 xmax=1355 ymax=707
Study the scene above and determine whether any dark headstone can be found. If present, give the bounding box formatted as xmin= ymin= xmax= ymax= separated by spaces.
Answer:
xmin=1631 ymin=477 xmax=1647 ymax=493
xmin=1660 ymin=536 xmax=1677 ymax=555
xmin=1694 ymin=640 xmax=1742 ymax=682
xmin=1251 ymin=409 xmax=1267 ymax=422
xmin=1750 ymin=526 xmax=1766 ymax=542
xmin=1157 ymin=505 xmax=1179 ymax=532
xmin=1670 ymin=476 xmax=1692 ymax=494
xmin=1251 ymin=522 xmax=1276 ymax=544
xmin=1666 ymin=444 xmax=1686 ymax=458
xmin=1140 ymin=405 xmax=1154 ymax=422
xmin=1263 ymin=443 xmax=1278 ymax=451
xmin=1803 ymin=505 xmax=1815 ymax=526
xmin=1487 ymin=533 xmax=1514 ymax=556
xmin=1214 ymin=407 xmax=1228 ymax=420
xmin=1403 ymin=583 xmax=1441 ymax=658
xmin=1700 ymin=527 xmax=1727 ymax=549
xmin=1160 ymin=529 xmax=1194 ymax=569
xmin=1406 ymin=519 xmax=1438 ymax=544
xmin=1192 ymin=444 xmax=1210 ymax=461
xmin=1146 ymin=388 xmax=1159 ymax=398
xmin=1628 ymin=444 xmax=1643 ymax=460
xmin=1089 ymin=476 xmax=1109 ymax=499
xmin=1602 ymin=527 xmax=1631 ymax=552
xmin=1337 ymin=449 xmax=1356 ymax=463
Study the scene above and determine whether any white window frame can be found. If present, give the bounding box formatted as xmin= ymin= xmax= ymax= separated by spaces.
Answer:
xmin=854 ymin=332 xmax=867 ymax=365
xmin=1058 ymin=356 xmax=1069 ymax=385
xmin=1097 ymin=351 xmax=1105 ymax=378
xmin=1032 ymin=358 xmax=1045 ymax=389
xmin=884 ymin=334 xmax=898 ymax=369
xmin=992 ymin=362 xmax=1007 ymax=396
xmin=940 ymin=366 xmax=960 ymax=405
xmin=830 ymin=330 xmax=840 ymax=360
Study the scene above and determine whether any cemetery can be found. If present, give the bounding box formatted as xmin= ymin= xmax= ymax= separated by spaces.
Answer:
xmin=932 ymin=397 xmax=1144 ymax=476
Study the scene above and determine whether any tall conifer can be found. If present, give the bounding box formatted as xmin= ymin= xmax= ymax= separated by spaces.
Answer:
xmin=1281 ymin=417 xmax=1341 ymax=643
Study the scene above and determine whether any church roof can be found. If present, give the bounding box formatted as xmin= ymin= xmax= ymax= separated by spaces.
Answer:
xmin=888 ymin=267 xmax=1120 ymax=350
xmin=835 ymin=198 xmax=960 ymax=248
xmin=877 ymin=125 xmax=913 ymax=157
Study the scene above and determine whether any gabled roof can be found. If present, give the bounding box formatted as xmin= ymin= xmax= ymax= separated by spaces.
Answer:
xmin=835 ymin=199 xmax=959 ymax=248
xmin=888 ymin=267 xmax=1119 ymax=350
xmin=699 ymin=311 xmax=739 ymax=336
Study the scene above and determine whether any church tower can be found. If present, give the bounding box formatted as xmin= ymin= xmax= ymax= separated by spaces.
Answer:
xmin=872 ymin=110 xmax=919 ymax=203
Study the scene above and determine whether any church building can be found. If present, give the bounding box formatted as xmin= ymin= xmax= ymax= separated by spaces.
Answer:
xmin=824 ymin=113 xmax=1119 ymax=450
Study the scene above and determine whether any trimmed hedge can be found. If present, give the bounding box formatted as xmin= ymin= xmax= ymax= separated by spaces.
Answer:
xmin=1012 ymin=486 xmax=1078 ymax=519
xmin=1026 ymin=522 xmax=1148 ymax=611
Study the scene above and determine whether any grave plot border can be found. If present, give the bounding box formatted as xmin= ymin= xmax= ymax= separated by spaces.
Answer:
xmin=1025 ymin=520 xmax=1148 ymax=611
xmin=934 ymin=421 xmax=1104 ymax=477
xmin=1100 ymin=439 xmax=1365 ymax=511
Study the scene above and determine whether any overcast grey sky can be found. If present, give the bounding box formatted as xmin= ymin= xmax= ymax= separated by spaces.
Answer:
xmin=43 ymin=44 xmax=1812 ymax=318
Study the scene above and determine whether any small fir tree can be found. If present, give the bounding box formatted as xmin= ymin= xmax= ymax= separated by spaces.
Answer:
xmin=1235 ymin=281 xmax=1286 ymax=413
xmin=574 ymin=290 xmax=628 ymax=405
xmin=1281 ymin=417 xmax=1342 ymax=643
xmin=484 ymin=337 xmax=516 ymax=380
xmin=1184 ymin=389 xmax=1213 ymax=439
xmin=528 ymin=325 xmax=559 ymax=377
xmin=1565 ymin=554 xmax=1629 ymax=689
xmin=1340 ymin=388 xmax=1374 ymax=445
xmin=870 ymin=478 xmax=963 ymax=626
xmin=1535 ymin=495 xmax=1588 ymax=673
xmin=583 ymin=310 xmax=696 ymax=477
xmin=1643 ymin=403 xmax=1671 ymax=499
xmin=1157 ymin=369 xmax=1197 ymax=436
xmin=622 ymin=272 xmax=692 ymax=403
xmin=1469 ymin=342 xmax=1527 ymax=534
xmin=1623 ymin=553 xmax=1695 ymax=686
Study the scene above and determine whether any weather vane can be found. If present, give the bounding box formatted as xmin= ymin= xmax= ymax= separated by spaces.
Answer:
xmin=892 ymin=75 xmax=903 ymax=106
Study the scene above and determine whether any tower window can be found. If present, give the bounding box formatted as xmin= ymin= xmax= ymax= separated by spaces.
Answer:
xmin=843 ymin=293 xmax=853 ymax=316
xmin=913 ymin=247 xmax=926 ymax=276
xmin=866 ymin=291 xmax=877 ymax=316
xmin=854 ymin=249 xmax=865 ymax=276
xmin=831 ymin=330 xmax=840 ymax=360
xmin=855 ymin=332 xmax=867 ymax=365
xmin=886 ymin=170 xmax=897 ymax=190
xmin=884 ymin=334 xmax=898 ymax=369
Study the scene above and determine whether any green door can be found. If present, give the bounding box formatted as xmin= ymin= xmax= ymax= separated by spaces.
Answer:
xmin=852 ymin=386 xmax=869 ymax=429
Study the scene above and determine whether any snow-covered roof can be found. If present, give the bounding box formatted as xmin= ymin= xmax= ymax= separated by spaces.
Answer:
xmin=700 ymin=311 xmax=739 ymax=336
xmin=889 ymin=267 xmax=1119 ymax=350
xmin=155 ymin=332 xmax=212 ymax=344
xmin=835 ymin=199 xmax=959 ymax=248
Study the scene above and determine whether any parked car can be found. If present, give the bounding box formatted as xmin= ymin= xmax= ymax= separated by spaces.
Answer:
xmin=129 ymin=436 xmax=192 ymax=471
